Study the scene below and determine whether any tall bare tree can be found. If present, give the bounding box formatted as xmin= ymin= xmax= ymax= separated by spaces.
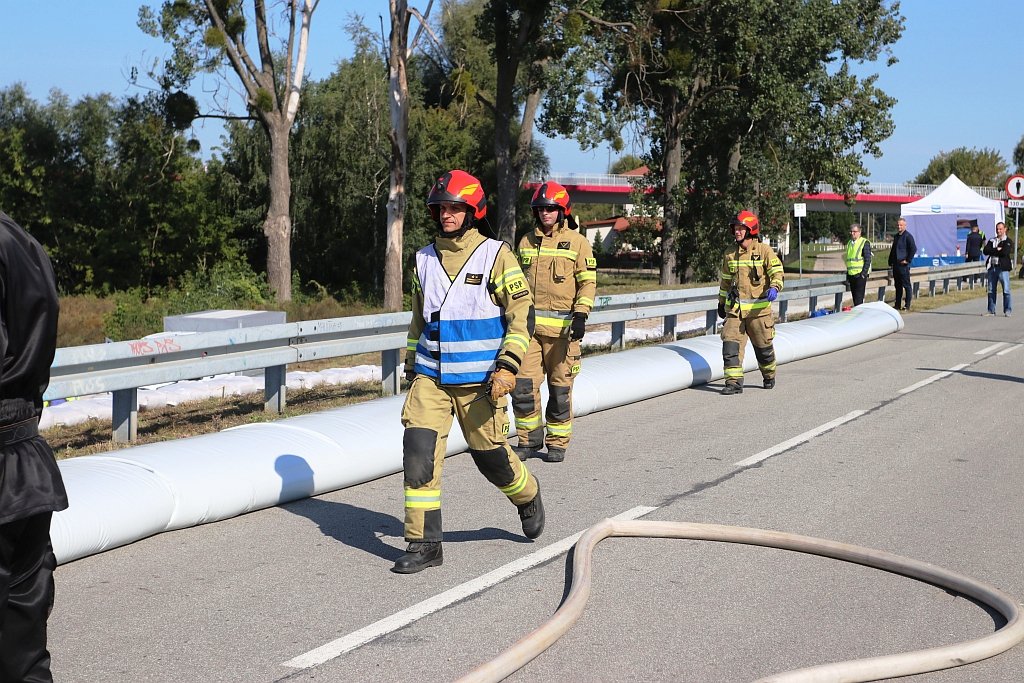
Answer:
xmin=140 ymin=0 xmax=318 ymax=302
xmin=385 ymin=0 xmax=433 ymax=311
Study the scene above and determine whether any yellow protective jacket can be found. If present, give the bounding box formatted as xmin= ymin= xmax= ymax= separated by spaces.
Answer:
xmin=718 ymin=240 xmax=784 ymax=318
xmin=405 ymin=228 xmax=534 ymax=379
xmin=516 ymin=219 xmax=597 ymax=337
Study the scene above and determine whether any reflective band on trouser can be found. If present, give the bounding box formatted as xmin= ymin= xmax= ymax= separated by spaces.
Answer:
xmin=515 ymin=337 xmax=545 ymax=446
xmin=405 ymin=488 xmax=441 ymax=509
xmin=404 ymin=488 xmax=441 ymax=541
xmin=517 ymin=413 xmax=543 ymax=432
xmin=546 ymin=421 xmax=571 ymax=438
xmin=499 ymin=461 xmax=530 ymax=497
xmin=721 ymin=325 xmax=746 ymax=386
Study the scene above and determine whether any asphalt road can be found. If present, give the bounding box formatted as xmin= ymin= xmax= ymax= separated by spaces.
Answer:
xmin=50 ymin=295 xmax=1024 ymax=682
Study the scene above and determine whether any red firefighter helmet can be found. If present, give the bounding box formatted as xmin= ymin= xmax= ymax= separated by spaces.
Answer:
xmin=531 ymin=181 xmax=572 ymax=216
xmin=730 ymin=210 xmax=760 ymax=237
xmin=427 ymin=170 xmax=487 ymax=221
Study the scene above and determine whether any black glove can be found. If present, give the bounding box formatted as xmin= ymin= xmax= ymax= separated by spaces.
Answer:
xmin=405 ymin=368 xmax=415 ymax=382
xmin=570 ymin=313 xmax=587 ymax=341
xmin=717 ymin=303 xmax=727 ymax=319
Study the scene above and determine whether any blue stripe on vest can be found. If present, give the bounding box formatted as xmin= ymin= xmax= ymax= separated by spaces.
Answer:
xmin=414 ymin=362 xmax=439 ymax=378
xmin=440 ymin=316 xmax=506 ymax=339
xmin=439 ymin=370 xmax=493 ymax=384
xmin=443 ymin=349 xmax=503 ymax=363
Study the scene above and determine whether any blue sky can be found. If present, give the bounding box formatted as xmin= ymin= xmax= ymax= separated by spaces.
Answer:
xmin=2 ymin=1 xmax=1022 ymax=184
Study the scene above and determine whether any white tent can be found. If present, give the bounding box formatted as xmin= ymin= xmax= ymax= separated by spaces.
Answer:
xmin=901 ymin=173 xmax=1004 ymax=221
xmin=899 ymin=174 xmax=1004 ymax=264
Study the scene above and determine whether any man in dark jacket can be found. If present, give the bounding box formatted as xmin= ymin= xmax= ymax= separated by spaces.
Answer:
xmin=0 ymin=211 xmax=68 ymax=682
xmin=965 ymin=224 xmax=985 ymax=262
xmin=983 ymin=221 xmax=1013 ymax=317
xmin=888 ymin=217 xmax=917 ymax=311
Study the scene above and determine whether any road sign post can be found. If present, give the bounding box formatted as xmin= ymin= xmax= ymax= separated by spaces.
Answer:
xmin=1007 ymin=176 xmax=1024 ymax=268
xmin=793 ymin=203 xmax=807 ymax=276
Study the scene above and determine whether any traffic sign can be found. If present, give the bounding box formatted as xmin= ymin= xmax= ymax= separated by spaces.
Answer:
xmin=1006 ymin=174 xmax=1024 ymax=199
xmin=793 ymin=203 xmax=807 ymax=218
xmin=1007 ymin=199 xmax=1024 ymax=209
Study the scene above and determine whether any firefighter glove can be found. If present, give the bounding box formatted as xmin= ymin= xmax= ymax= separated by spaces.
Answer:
xmin=405 ymin=368 xmax=416 ymax=383
xmin=717 ymin=303 xmax=727 ymax=319
xmin=570 ymin=313 xmax=587 ymax=341
xmin=765 ymin=287 xmax=778 ymax=302
xmin=489 ymin=368 xmax=516 ymax=402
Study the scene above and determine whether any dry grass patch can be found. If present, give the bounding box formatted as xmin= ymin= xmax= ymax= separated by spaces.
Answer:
xmin=47 ymin=380 xmax=381 ymax=460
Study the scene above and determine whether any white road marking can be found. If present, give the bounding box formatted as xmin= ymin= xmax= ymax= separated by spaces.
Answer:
xmin=732 ymin=411 xmax=867 ymax=467
xmin=997 ymin=344 xmax=1023 ymax=356
xmin=975 ymin=342 xmax=1006 ymax=355
xmin=898 ymin=363 xmax=969 ymax=395
xmin=281 ymin=505 xmax=659 ymax=670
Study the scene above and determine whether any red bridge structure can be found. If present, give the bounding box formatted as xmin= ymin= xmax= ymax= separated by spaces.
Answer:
xmin=523 ymin=174 xmax=1003 ymax=213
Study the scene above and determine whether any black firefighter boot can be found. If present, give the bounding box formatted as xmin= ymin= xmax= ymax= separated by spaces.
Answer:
xmin=391 ymin=541 xmax=443 ymax=574
xmin=517 ymin=483 xmax=546 ymax=539
xmin=722 ymin=382 xmax=743 ymax=395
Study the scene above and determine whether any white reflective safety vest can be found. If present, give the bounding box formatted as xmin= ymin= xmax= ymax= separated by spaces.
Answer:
xmin=414 ymin=239 xmax=507 ymax=385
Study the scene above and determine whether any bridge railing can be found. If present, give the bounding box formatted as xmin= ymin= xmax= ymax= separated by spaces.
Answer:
xmin=46 ymin=263 xmax=983 ymax=443
xmin=532 ymin=174 xmax=1003 ymax=200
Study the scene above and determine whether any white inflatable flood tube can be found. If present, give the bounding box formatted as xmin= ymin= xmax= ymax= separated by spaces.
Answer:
xmin=51 ymin=302 xmax=903 ymax=564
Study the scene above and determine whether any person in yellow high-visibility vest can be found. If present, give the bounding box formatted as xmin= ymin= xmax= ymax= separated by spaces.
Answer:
xmin=512 ymin=181 xmax=596 ymax=463
xmin=844 ymin=223 xmax=872 ymax=306
xmin=717 ymin=210 xmax=785 ymax=395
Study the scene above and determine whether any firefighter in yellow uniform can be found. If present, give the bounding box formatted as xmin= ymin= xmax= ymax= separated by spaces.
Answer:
xmin=512 ymin=181 xmax=597 ymax=462
xmin=394 ymin=169 xmax=544 ymax=574
xmin=717 ymin=210 xmax=785 ymax=395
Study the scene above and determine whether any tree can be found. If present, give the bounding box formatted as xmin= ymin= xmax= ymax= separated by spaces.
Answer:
xmin=139 ymin=0 xmax=319 ymax=302
xmin=384 ymin=0 xmax=435 ymax=311
xmin=609 ymin=154 xmax=644 ymax=174
xmin=1014 ymin=134 xmax=1024 ymax=174
xmin=571 ymin=0 xmax=902 ymax=284
xmin=913 ymin=147 xmax=1008 ymax=187
xmin=479 ymin=0 xmax=550 ymax=244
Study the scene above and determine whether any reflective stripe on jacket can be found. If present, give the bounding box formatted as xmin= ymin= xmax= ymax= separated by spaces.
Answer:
xmin=718 ymin=240 xmax=784 ymax=318
xmin=517 ymin=220 xmax=596 ymax=336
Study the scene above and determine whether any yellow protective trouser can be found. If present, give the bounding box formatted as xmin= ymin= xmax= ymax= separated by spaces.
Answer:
xmin=400 ymin=376 xmax=538 ymax=541
xmin=721 ymin=314 xmax=776 ymax=386
xmin=511 ymin=335 xmax=581 ymax=450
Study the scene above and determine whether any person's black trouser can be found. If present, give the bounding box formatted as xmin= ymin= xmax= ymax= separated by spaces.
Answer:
xmin=848 ymin=274 xmax=866 ymax=306
xmin=0 ymin=512 xmax=56 ymax=683
xmin=893 ymin=263 xmax=912 ymax=308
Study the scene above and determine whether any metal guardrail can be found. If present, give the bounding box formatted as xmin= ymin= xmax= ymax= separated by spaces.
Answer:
xmin=533 ymin=174 xmax=1004 ymax=200
xmin=45 ymin=263 xmax=984 ymax=443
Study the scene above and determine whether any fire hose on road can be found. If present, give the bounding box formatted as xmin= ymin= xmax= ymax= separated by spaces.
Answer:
xmin=456 ymin=520 xmax=1024 ymax=683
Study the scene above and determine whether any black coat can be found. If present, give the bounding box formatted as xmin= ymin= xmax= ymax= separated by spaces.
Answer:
xmin=965 ymin=231 xmax=985 ymax=260
xmin=0 ymin=212 xmax=67 ymax=525
xmin=983 ymin=235 xmax=1014 ymax=272
xmin=888 ymin=230 xmax=917 ymax=266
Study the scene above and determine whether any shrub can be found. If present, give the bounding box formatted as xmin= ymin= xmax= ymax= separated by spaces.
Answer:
xmin=57 ymin=294 xmax=117 ymax=347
